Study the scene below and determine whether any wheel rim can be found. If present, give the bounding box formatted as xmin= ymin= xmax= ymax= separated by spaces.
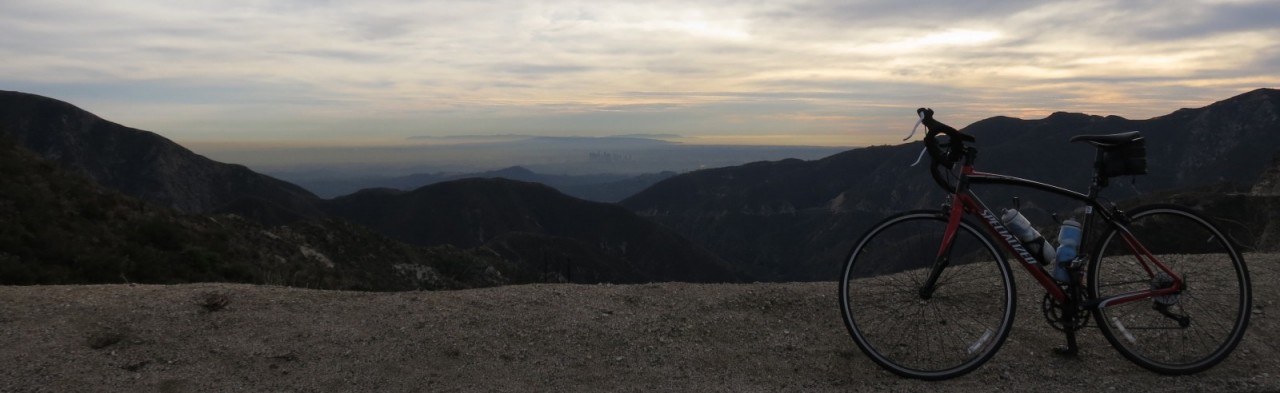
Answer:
xmin=840 ymin=213 xmax=1014 ymax=378
xmin=1091 ymin=207 xmax=1250 ymax=371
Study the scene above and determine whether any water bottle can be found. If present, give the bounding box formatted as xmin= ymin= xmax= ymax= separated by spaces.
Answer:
xmin=1054 ymin=219 xmax=1082 ymax=282
xmin=999 ymin=209 xmax=1056 ymax=265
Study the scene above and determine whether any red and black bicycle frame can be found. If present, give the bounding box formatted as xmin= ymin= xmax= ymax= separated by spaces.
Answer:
xmin=926 ymin=152 xmax=1184 ymax=308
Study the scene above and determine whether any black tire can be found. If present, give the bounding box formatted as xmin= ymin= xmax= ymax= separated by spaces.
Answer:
xmin=1088 ymin=204 xmax=1251 ymax=375
xmin=839 ymin=210 xmax=1015 ymax=380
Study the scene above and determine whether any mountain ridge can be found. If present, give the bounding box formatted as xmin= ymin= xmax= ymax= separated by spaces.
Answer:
xmin=324 ymin=177 xmax=739 ymax=283
xmin=293 ymin=165 xmax=677 ymax=202
xmin=0 ymin=90 xmax=323 ymax=223
xmin=622 ymin=88 xmax=1280 ymax=281
xmin=0 ymin=90 xmax=739 ymax=285
xmin=4 ymin=88 xmax=1277 ymax=285
xmin=0 ymin=134 xmax=513 ymax=289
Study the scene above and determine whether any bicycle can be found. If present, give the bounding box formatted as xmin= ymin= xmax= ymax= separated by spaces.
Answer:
xmin=837 ymin=108 xmax=1252 ymax=380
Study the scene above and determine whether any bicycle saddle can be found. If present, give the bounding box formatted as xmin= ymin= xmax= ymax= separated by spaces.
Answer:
xmin=1069 ymin=131 xmax=1142 ymax=147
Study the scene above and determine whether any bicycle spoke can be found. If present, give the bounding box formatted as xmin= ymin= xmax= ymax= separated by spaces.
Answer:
xmin=840 ymin=212 xmax=1013 ymax=380
xmin=1089 ymin=206 xmax=1250 ymax=375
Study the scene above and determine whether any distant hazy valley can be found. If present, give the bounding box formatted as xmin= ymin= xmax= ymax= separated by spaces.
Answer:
xmin=231 ymin=137 xmax=848 ymax=201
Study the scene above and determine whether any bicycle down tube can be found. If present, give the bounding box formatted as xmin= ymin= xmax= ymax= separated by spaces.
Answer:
xmin=925 ymin=161 xmax=1186 ymax=308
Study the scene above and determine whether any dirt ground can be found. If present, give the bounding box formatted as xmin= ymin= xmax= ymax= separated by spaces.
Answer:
xmin=1 ymin=254 xmax=1275 ymax=392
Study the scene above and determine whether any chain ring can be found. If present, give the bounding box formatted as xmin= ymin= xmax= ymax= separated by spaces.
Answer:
xmin=1041 ymin=291 xmax=1091 ymax=332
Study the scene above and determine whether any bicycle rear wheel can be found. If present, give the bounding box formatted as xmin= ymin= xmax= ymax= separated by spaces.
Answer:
xmin=839 ymin=210 xmax=1015 ymax=380
xmin=1088 ymin=204 xmax=1251 ymax=375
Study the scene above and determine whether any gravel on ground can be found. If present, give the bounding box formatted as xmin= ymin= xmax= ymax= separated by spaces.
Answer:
xmin=1 ymin=254 xmax=1275 ymax=392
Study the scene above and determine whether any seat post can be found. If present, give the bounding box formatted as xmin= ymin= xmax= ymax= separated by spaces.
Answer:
xmin=1088 ymin=148 xmax=1108 ymax=197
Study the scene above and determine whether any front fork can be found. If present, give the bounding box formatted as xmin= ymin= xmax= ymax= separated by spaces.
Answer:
xmin=919 ymin=197 xmax=966 ymax=300
xmin=918 ymin=253 xmax=951 ymax=300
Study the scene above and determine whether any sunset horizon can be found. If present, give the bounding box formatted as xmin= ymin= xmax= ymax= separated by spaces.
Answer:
xmin=3 ymin=1 xmax=1277 ymax=152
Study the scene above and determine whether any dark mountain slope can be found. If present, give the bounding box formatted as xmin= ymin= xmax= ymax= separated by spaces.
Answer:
xmin=622 ymin=88 xmax=1280 ymax=281
xmin=0 ymin=91 xmax=736 ymax=285
xmin=1132 ymin=155 xmax=1280 ymax=253
xmin=1253 ymin=154 xmax=1280 ymax=196
xmin=1139 ymin=89 xmax=1280 ymax=186
xmin=324 ymin=178 xmax=739 ymax=283
xmin=0 ymin=135 xmax=515 ymax=289
xmin=0 ymin=90 xmax=322 ymax=223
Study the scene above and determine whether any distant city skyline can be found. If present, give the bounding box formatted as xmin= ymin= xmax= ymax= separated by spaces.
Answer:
xmin=3 ymin=0 xmax=1277 ymax=149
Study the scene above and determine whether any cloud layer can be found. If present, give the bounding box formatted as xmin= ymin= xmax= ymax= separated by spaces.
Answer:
xmin=2 ymin=0 xmax=1277 ymax=146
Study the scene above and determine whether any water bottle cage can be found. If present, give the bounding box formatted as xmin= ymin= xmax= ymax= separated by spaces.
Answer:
xmin=1066 ymin=254 xmax=1086 ymax=269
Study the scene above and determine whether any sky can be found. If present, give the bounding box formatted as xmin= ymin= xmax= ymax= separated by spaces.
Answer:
xmin=2 ymin=0 xmax=1278 ymax=148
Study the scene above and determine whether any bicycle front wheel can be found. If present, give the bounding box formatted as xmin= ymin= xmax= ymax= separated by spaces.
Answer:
xmin=1089 ymin=204 xmax=1251 ymax=375
xmin=839 ymin=210 xmax=1015 ymax=380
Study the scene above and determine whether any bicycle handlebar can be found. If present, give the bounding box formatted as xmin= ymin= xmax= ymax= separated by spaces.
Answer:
xmin=916 ymin=108 xmax=974 ymax=193
xmin=918 ymin=108 xmax=973 ymax=164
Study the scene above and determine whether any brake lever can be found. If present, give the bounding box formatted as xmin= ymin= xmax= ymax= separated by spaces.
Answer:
xmin=910 ymin=147 xmax=928 ymax=167
xmin=903 ymin=116 xmax=924 ymax=141
xmin=906 ymin=111 xmax=928 ymax=166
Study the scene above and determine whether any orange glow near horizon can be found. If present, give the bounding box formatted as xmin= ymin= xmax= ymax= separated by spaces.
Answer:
xmin=2 ymin=1 xmax=1276 ymax=155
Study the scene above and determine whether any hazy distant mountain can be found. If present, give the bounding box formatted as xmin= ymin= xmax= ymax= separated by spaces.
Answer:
xmin=406 ymin=134 xmax=679 ymax=145
xmin=622 ymin=88 xmax=1280 ymax=281
xmin=0 ymin=90 xmax=322 ymax=223
xmin=242 ymin=138 xmax=848 ymax=179
xmin=324 ymin=178 xmax=739 ymax=283
xmin=452 ymin=166 xmax=679 ymax=203
xmin=294 ymin=165 xmax=677 ymax=202
xmin=408 ymin=133 xmax=682 ymax=139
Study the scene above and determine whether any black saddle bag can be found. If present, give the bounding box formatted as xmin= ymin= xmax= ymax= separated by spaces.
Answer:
xmin=1100 ymin=137 xmax=1147 ymax=177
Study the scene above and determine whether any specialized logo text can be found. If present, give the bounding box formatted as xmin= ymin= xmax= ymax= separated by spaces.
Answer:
xmin=980 ymin=209 xmax=1038 ymax=264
